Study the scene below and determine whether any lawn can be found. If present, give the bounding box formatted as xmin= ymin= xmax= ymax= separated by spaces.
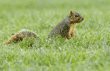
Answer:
xmin=0 ymin=0 xmax=110 ymax=71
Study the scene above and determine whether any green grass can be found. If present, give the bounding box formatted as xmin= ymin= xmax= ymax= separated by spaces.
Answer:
xmin=0 ymin=0 xmax=110 ymax=71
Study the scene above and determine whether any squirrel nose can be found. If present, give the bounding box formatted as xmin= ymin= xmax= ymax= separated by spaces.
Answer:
xmin=82 ymin=18 xmax=84 ymax=20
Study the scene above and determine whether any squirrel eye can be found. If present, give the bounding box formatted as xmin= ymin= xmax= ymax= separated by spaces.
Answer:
xmin=75 ymin=15 xmax=79 ymax=17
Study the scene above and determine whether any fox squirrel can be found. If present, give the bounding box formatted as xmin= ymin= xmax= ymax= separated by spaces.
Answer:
xmin=5 ymin=11 xmax=84 ymax=46
xmin=49 ymin=11 xmax=84 ymax=39
xmin=5 ymin=29 xmax=39 ymax=45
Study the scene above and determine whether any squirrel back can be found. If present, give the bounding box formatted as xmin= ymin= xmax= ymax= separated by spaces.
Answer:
xmin=49 ymin=11 xmax=84 ymax=39
xmin=5 ymin=29 xmax=39 ymax=44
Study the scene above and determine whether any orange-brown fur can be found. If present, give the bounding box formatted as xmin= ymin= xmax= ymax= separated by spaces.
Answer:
xmin=5 ymin=30 xmax=39 ymax=46
xmin=49 ymin=11 xmax=84 ymax=39
xmin=68 ymin=23 xmax=77 ymax=38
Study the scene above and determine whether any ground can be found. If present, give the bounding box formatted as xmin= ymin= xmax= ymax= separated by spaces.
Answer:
xmin=0 ymin=0 xmax=110 ymax=71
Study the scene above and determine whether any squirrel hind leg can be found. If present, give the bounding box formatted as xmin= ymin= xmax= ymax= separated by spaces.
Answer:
xmin=64 ymin=35 xmax=71 ymax=40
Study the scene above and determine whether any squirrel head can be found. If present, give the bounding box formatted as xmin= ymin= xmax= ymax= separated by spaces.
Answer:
xmin=6 ymin=34 xmax=23 ymax=44
xmin=69 ymin=11 xmax=84 ymax=23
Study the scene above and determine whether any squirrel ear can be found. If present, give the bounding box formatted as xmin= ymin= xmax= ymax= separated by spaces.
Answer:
xmin=69 ymin=11 xmax=74 ymax=17
xmin=11 ymin=33 xmax=14 ymax=36
xmin=70 ymin=11 xmax=73 ymax=16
